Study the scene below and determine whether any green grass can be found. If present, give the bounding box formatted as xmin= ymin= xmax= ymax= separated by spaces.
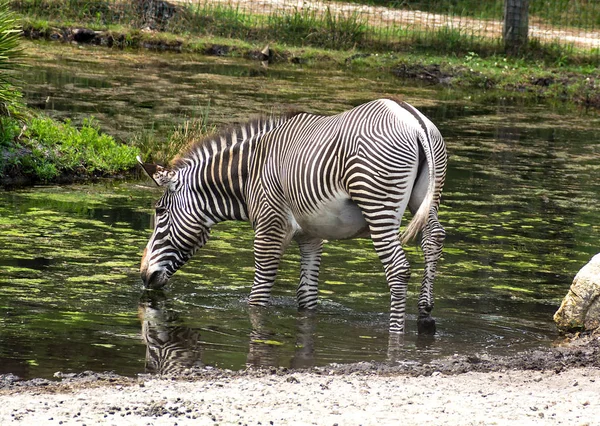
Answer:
xmin=0 ymin=115 xmax=140 ymax=183
xmin=1 ymin=0 xmax=142 ymax=185
xmin=0 ymin=1 xmax=23 ymax=116
xmin=133 ymin=103 xmax=215 ymax=166
xmin=11 ymin=0 xmax=600 ymax=64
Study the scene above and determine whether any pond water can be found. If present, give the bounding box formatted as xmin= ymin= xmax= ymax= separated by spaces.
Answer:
xmin=1 ymin=43 xmax=599 ymax=379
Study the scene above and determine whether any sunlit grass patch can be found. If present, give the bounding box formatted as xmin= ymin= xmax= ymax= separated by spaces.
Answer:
xmin=2 ymin=115 xmax=140 ymax=183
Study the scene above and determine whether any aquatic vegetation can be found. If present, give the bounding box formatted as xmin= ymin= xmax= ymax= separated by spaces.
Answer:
xmin=1 ymin=47 xmax=599 ymax=378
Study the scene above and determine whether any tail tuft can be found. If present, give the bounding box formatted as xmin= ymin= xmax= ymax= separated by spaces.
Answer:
xmin=400 ymin=192 xmax=433 ymax=245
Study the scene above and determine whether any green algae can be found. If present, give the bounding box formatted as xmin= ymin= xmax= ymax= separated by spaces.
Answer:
xmin=1 ymin=55 xmax=599 ymax=378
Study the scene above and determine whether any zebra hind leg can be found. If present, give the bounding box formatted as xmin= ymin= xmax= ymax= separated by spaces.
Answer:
xmin=347 ymin=168 xmax=415 ymax=333
xmin=417 ymin=209 xmax=445 ymax=335
xmin=371 ymin=226 xmax=411 ymax=333
xmin=296 ymin=236 xmax=323 ymax=310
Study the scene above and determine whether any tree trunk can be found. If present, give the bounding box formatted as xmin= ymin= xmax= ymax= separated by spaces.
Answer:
xmin=503 ymin=0 xmax=529 ymax=55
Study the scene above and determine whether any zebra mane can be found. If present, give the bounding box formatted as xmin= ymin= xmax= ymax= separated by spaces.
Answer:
xmin=171 ymin=110 xmax=303 ymax=169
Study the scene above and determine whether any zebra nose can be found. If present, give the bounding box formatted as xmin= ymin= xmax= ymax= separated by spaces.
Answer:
xmin=141 ymin=269 xmax=165 ymax=289
xmin=140 ymin=268 xmax=149 ymax=286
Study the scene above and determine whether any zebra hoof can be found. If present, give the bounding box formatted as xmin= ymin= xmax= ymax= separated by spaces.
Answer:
xmin=417 ymin=316 xmax=436 ymax=335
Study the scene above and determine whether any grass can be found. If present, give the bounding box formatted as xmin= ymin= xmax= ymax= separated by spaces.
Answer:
xmin=10 ymin=0 xmax=600 ymax=64
xmin=132 ymin=114 xmax=215 ymax=166
xmin=0 ymin=1 xmax=23 ymax=116
xmin=0 ymin=115 xmax=140 ymax=183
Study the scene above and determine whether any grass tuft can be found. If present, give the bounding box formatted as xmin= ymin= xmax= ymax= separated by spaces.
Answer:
xmin=133 ymin=103 xmax=215 ymax=166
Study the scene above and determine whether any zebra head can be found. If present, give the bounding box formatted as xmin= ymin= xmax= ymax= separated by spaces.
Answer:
xmin=138 ymin=156 xmax=210 ymax=289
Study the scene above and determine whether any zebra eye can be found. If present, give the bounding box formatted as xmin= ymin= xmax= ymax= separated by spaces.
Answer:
xmin=155 ymin=207 xmax=167 ymax=216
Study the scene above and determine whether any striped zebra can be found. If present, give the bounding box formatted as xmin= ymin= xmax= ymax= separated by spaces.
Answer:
xmin=139 ymin=98 xmax=447 ymax=334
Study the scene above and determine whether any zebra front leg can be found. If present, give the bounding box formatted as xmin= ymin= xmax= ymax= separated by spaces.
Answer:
xmin=248 ymin=230 xmax=289 ymax=307
xmin=296 ymin=236 xmax=323 ymax=310
xmin=417 ymin=209 xmax=445 ymax=335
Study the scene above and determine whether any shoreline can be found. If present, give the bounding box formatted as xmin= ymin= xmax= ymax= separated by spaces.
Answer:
xmin=3 ymin=369 xmax=600 ymax=425
xmin=20 ymin=23 xmax=600 ymax=111
xmin=3 ymin=333 xmax=600 ymax=390
xmin=2 ymin=338 xmax=600 ymax=425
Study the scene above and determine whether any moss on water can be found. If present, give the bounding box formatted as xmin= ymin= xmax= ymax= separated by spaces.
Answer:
xmin=0 ymin=51 xmax=599 ymax=376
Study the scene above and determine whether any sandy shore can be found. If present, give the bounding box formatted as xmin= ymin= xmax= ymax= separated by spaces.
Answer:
xmin=2 ymin=336 xmax=599 ymax=425
xmin=1 ymin=366 xmax=599 ymax=425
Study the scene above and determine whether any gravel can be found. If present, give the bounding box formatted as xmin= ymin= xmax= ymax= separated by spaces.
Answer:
xmin=2 ymin=336 xmax=600 ymax=425
xmin=1 ymin=368 xmax=599 ymax=425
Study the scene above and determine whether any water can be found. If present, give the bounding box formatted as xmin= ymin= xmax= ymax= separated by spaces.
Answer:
xmin=1 ymin=43 xmax=599 ymax=379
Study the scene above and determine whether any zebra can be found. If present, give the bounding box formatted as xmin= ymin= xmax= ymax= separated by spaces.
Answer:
xmin=138 ymin=98 xmax=447 ymax=334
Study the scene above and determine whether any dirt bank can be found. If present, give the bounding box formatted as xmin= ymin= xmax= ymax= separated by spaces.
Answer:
xmin=2 ymin=335 xmax=599 ymax=425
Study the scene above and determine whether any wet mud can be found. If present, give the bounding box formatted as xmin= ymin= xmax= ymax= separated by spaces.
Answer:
xmin=2 ymin=334 xmax=598 ymax=392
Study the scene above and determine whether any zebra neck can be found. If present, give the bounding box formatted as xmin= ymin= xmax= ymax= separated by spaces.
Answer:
xmin=192 ymin=138 xmax=253 ymax=223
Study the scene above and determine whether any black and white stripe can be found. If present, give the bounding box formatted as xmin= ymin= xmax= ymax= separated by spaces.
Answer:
xmin=139 ymin=302 xmax=203 ymax=375
xmin=140 ymin=99 xmax=447 ymax=334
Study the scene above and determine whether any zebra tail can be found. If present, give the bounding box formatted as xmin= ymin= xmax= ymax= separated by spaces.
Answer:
xmin=401 ymin=191 xmax=433 ymax=244
xmin=400 ymin=133 xmax=436 ymax=245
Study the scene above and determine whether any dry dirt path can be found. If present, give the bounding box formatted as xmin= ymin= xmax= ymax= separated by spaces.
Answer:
xmin=1 ymin=367 xmax=600 ymax=425
xmin=171 ymin=0 xmax=600 ymax=49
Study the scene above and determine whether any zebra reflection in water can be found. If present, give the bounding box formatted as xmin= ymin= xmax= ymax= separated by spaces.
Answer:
xmin=138 ymin=291 xmax=320 ymax=373
xmin=247 ymin=308 xmax=316 ymax=369
xmin=138 ymin=292 xmax=203 ymax=375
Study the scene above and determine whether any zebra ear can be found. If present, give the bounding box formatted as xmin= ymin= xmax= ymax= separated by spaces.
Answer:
xmin=137 ymin=156 xmax=177 ymax=188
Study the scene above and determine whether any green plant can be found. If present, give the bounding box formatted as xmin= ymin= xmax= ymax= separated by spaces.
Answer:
xmin=0 ymin=115 xmax=20 ymax=146
xmin=0 ymin=0 xmax=23 ymax=116
xmin=133 ymin=103 xmax=214 ymax=165
xmin=1 ymin=116 xmax=140 ymax=182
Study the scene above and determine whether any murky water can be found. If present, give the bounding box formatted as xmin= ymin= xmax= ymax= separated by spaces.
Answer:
xmin=1 ymin=43 xmax=599 ymax=379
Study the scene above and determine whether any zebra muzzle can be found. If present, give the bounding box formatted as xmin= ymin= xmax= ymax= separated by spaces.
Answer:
xmin=141 ymin=269 xmax=168 ymax=289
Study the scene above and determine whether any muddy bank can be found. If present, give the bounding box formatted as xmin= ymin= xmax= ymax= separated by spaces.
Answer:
xmin=1 ymin=336 xmax=599 ymax=425
xmin=21 ymin=25 xmax=268 ymax=59
xmin=0 ymin=164 xmax=139 ymax=188
xmin=2 ymin=334 xmax=598 ymax=390
xmin=392 ymin=61 xmax=600 ymax=108
xmin=21 ymin=24 xmax=600 ymax=111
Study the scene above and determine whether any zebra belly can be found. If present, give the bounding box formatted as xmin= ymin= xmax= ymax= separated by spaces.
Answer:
xmin=296 ymin=195 xmax=368 ymax=240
